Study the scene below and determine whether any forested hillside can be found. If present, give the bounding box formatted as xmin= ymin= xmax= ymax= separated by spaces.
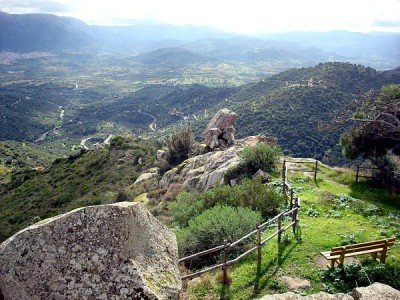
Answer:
xmin=217 ymin=63 xmax=400 ymax=161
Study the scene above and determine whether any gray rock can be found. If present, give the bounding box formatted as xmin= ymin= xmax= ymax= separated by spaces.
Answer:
xmin=156 ymin=149 xmax=167 ymax=161
xmin=204 ymin=128 xmax=222 ymax=149
xmin=258 ymin=283 xmax=400 ymax=300
xmin=133 ymin=172 xmax=158 ymax=186
xmin=351 ymin=282 xmax=400 ymax=299
xmin=203 ymin=109 xmax=237 ymax=149
xmin=0 ymin=202 xmax=181 ymax=300
xmin=159 ymin=167 xmax=179 ymax=189
xmin=253 ymin=169 xmax=270 ymax=183
xmin=279 ymin=276 xmax=311 ymax=291
xmin=259 ymin=291 xmax=352 ymax=299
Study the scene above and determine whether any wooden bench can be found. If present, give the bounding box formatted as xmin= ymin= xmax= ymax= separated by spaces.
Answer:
xmin=321 ymin=237 xmax=396 ymax=268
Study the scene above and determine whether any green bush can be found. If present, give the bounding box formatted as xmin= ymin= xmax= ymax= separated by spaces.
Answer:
xmin=240 ymin=143 xmax=281 ymax=173
xmin=225 ymin=143 xmax=281 ymax=182
xmin=176 ymin=205 xmax=262 ymax=257
xmin=110 ymin=136 xmax=131 ymax=150
xmin=166 ymin=124 xmax=194 ymax=166
xmin=170 ymin=178 xmax=284 ymax=228
xmin=323 ymin=261 xmax=400 ymax=293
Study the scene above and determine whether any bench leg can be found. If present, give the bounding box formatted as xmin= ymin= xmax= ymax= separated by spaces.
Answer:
xmin=371 ymin=252 xmax=377 ymax=261
xmin=338 ymin=247 xmax=346 ymax=267
xmin=380 ymin=240 xmax=389 ymax=263
xmin=330 ymin=259 xmax=336 ymax=268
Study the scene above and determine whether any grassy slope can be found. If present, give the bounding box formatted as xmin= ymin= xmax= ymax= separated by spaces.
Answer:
xmin=185 ymin=162 xmax=400 ymax=299
xmin=0 ymin=137 xmax=156 ymax=242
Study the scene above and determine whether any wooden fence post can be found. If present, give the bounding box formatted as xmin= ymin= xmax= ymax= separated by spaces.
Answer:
xmin=292 ymin=197 xmax=298 ymax=234
xmin=290 ymin=188 xmax=294 ymax=211
xmin=314 ymin=160 xmax=318 ymax=183
xmin=222 ymin=239 xmax=229 ymax=285
xmin=277 ymin=213 xmax=282 ymax=243
xmin=182 ymin=279 xmax=188 ymax=292
xmin=257 ymin=225 xmax=262 ymax=266
xmin=355 ymin=165 xmax=359 ymax=182
xmin=282 ymin=159 xmax=286 ymax=195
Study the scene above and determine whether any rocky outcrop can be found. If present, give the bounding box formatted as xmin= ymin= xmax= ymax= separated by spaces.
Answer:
xmin=202 ymin=108 xmax=237 ymax=150
xmin=259 ymin=283 xmax=400 ymax=300
xmin=0 ymin=202 xmax=181 ymax=300
xmin=159 ymin=135 xmax=273 ymax=191
xmin=351 ymin=282 xmax=400 ymax=299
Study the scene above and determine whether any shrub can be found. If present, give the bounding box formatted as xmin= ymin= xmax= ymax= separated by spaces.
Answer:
xmin=240 ymin=143 xmax=281 ymax=174
xmin=323 ymin=261 xmax=400 ymax=293
xmin=110 ymin=136 xmax=131 ymax=150
xmin=114 ymin=190 xmax=128 ymax=202
xmin=176 ymin=205 xmax=262 ymax=257
xmin=305 ymin=207 xmax=320 ymax=217
xmin=170 ymin=178 xmax=285 ymax=228
xmin=225 ymin=143 xmax=281 ymax=182
xmin=339 ymin=234 xmax=357 ymax=246
xmin=165 ymin=124 xmax=195 ymax=166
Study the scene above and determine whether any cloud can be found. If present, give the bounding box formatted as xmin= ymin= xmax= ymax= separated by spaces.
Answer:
xmin=0 ymin=0 xmax=72 ymax=14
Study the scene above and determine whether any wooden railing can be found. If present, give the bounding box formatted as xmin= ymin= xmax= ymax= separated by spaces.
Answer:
xmin=355 ymin=164 xmax=381 ymax=182
xmin=179 ymin=160 xmax=303 ymax=287
xmin=282 ymin=159 xmax=318 ymax=190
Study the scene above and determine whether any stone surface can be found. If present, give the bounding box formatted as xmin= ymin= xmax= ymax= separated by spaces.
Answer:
xmin=253 ymin=169 xmax=270 ymax=183
xmin=204 ymin=128 xmax=222 ymax=149
xmin=0 ymin=202 xmax=181 ymax=300
xmin=260 ymin=292 xmax=352 ymax=300
xmin=158 ymin=135 xmax=277 ymax=192
xmin=133 ymin=172 xmax=158 ymax=186
xmin=351 ymin=282 xmax=400 ymax=299
xmin=156 ymin=150 xmax=167 ymax=161
xmin=202 ymin=109 xmax=237 ymax=149
xmin=279 ymin=276 xmax=311 ymax=291
xmin=259 ymin=283 xmax=400 ymax=300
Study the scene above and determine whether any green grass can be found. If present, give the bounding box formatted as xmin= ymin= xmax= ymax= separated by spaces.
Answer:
xmin=184 ymin=162 xmax=400 ymax=299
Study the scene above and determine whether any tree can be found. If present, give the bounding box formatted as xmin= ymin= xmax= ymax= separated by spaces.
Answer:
xmin=165 ymin=124 xmax=194 ymax=165
xmin=341 ymin=84 xmax=400 ymax=160
xmin=341 ymin=84 xmax=400 ymax=190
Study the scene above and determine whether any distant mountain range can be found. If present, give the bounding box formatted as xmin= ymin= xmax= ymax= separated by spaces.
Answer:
xmin=0 ymin=12 xmax=399 ymax=69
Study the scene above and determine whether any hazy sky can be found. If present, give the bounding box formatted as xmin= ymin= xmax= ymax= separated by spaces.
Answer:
xmin=1 ymin=0 xmax=400 ymax=33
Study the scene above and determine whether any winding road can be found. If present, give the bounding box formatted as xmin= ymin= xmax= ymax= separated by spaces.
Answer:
xmin=34 ymin=106 xmax=65 ymax=143
xmin=137 ymin=109 xmax=157 ymax=131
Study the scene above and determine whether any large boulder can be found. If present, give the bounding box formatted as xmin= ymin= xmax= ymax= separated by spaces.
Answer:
xmin=258 ymin=283 xmax=400 ymax=300
xmin=351 ymin=282 xmax=400 ymax=299
xmin=202 ymin=108 xmax=237 ymax=150
xmin=259 ymin=292 xmax=352 ymax=299
xmin=0 ymin=202 xmax=181 ymax=300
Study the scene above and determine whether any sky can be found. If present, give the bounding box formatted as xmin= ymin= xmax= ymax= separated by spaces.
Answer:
xmin=1 ymin=0 xmax=400 ymax=34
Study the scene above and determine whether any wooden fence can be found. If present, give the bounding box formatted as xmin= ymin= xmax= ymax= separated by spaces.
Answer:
xmin=282 ymin=159 xmax=318 ymax=193
xmin=178 ymin=161 xmax=303 ymax=288
xmin=355 ymin=164 xmax=381 ymax=182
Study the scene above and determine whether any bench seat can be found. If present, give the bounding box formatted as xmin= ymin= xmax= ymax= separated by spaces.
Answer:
xmin=320 ymin=237 xmax=396 ymax=268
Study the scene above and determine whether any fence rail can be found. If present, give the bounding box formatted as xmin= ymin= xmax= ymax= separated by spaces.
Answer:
xmin=179 ymin=160 xmax=302 ymax=287
xmin=355 ymin=164 xmax=381 ymax=182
